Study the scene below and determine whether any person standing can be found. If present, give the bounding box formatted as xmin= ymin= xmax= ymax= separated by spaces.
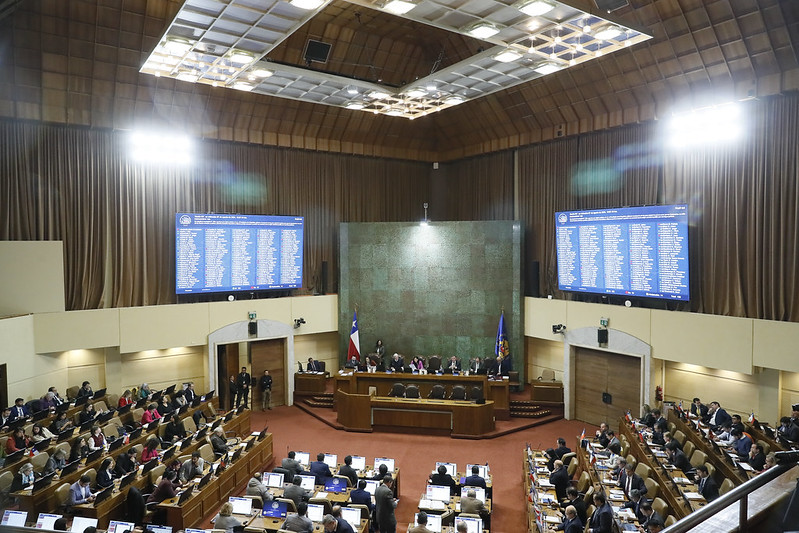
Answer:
xmin=236 ymin=366 xmax=251 ymax=408
xmin=228 ymin=376 xmax=237 ymax=410
xmin=375 ymin=475 xmax=397 ymax=533
xmin=259 ymin=370 xmax=273 ymax=410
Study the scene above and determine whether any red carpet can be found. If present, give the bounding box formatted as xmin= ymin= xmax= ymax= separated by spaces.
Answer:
xmin=235 ymin=404 xmax=596 ymax=532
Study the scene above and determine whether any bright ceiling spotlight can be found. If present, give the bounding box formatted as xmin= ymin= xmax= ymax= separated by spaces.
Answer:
xmin=163 ymin=38 xmax=193 ymax=55
xmin=289 ymin=0 xmax=325 ymax=9
xmin=533 ymin=60 xmax=563 ymax=74
xmin=666 ymin=103 xmax=744 ymax=149
xmin=405 ymin=87 xmax=427 ymax=98
xmin=369 ymin=90 xmax=390 ymax=99
xmin=464 ymin=22 xmax=500 ymax=39
xmin=346 ymin=102 xmax=365 ymax=110
xmin=129 ymin=130 xmax=194 ymax=166
xmin=444 ymin=95 xmax=464 ymax=105
xmin=228 ymin=50 xmax=254 ymax=64
xmin=251 ymin=69 xmax=273 ymax=78
xmin=232 ymin=81 xmax=254 ymax=91
xmin=176 ymin=71 xmax=199 ymax=83
xmin=383 ymin=0 xmax=416 ymax=14
xmin=513 ymin=0 xmax=555 ymax=17
xmin=494 ymin=49 xmax=523 ymax=63
xmin=594 ymin=25 xmax=623 ymax=40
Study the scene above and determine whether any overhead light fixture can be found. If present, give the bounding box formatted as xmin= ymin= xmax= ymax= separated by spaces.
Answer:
xmin=163 ymin=38 xmax=193 ymax=55
xmin=533 ymin=60 xmax=563 ymax=74
xmin=405 ymin=87 xmax=427 ymax=98
xmin=444 ymin=95 xmax=464 ymax=105
xmin=290 ymin=0 xmax=325 ymax=9
xmin=176 ymin=71 xmax=199 ymax=83
xmin=464 ymin=22 xmax=500 ymax=39
xmin=346 ymin=102 xmax=365 ymax=110
xmin=513 ymin=0 xmax=556 ymax=17
xmin=251 ymin=69 xmax=273 ymax=78
xmin=494 ymin=49 xmax=523 ymax=63
xmin=425 ymin=83 xmax=437 ymax=92
xmin=228 ymin=50 xmax=254 ymax=64
xmin=383 ymin=0 xmax=416 ymax=14
xmin=386 ymin=109 xmax=404 ymax=116
xmin=232 ymin=81 xmax=254 ymax=91
xmin=594 ymin=25 xmax=623 ymax=40
xmin=346 ymin=86 xmax=359 ymax=95
xmin=368 ymin=90 xmax=390 ymax=99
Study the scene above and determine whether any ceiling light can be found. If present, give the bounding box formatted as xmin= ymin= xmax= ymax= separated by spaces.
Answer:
xmin=405 ymin=87 xmax=427 ymax=98
xmin=176 ymin=71 xmax=199 ymax=83
xmin=346 ymin=102 xmax=365 ymax=110
xmin=514 ymin=0 xmax=555 ymax=17
xmin=533 ymin=60 xmax=563 ymax=75
xmin=425 ymin=83 xmax=437 ymax=92
xmin=163 ymin=38 xmax=193 ymax=55
xmin=232 ymin=82 xmax=254 ymax=91
xmin=386 ymin=109 xmax=404 ymax=116
xmin=369 ymin=90 xmax=390 ymax=99
xmin=252 ymin=69 xmax=273 ymax=78
xmin=290 ymin=0 xmax=325 ymax=9
xmin=494 ymin=49 xmax=523 ymax=63
xmin=229 ymin=51 xmax=254 ymax=64
xmin=347 ymin=86 xmax=359 ymax=95
xmin=444 ymin=96 xmax=464 ymax=105
xmin=594 ymin=25 xmax=623 ymax=40
xmin=464 ymin=22 xmax=500 ymax=39
xmin=383 ymin=0 xmax=416 ymax=14
xmin=582 ymin=24 xmax=591 ymax=33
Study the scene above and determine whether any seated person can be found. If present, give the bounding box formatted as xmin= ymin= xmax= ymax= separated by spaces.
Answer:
xmin=556 ymin=504 xmax=583 ymax=533
xmin=691 ymin=397 xmax=709 ymax=420
xmin=283 ymin=501 xmax=314 ymax=533
xmin=389 ymin=353 xmax=404 ymax=373
xmin=179 ymin=451 xmax=205 ymax=483
xmin=409 ymin=356 xmax=426 ymax=374
xmin=463 ymin=465 xmax=487 ymax=489
xmin=10 ymin=463 xmax=36 ymax=492
xmin=322 ymin=513 xmax=354 ymax=533
xmin=282 ymin=451 xmax=304 ymax=478
xmin=68 ymin=475 xmax=96 ymax=505
xmin=96 ymin=458 xmax=115 ymax=489
xmin=157 ymin=395 xmax=173 ymax=417
xmin=114 ymin=447 xmax=138 ymax=476
xmin=595 ymin=423 xmax=610 ymax=448
xmin=545 ymin=437 xmax=571 ymax=471
xmin=560 ymin=487 xmax=587 ymax=525
xmin=621 ymin=488 xmax=647 ymax=522
xmin=163 ymin=416 xmax=188 ymax=444
xmin=147 ymin=470 xmax=180 ymax=504
xmin=309 ymin=452 xmax=333 ymax=485
xmin=372 ymin=463 xmax=389 ymax=481
xmin=748 ymin=442 xmax=767 ymax=470
xmin=78 ymin=403 xmax=97 ymax=426
xmin=460 ymin=488 xmax=486 ymax=515
xmin=8 ymin=398 xmax=31 ymax=422
xmin=695 ymin=465 xmax=719 ymax=502
xmin=731 ymin=428 xmax=753 ymax=459
xmin=246 ymin=471 xmax=274 ymax=502
xmin=445 ymin=356 xmax=461 ymax=373
xmin=430 ymin=464 xmax=457 ymax=495
xmin=76 ymin=381 xmax=93 ymax=399
xmin=50 ymin=411 xmax=73 ymax=435
xmin=550 ymin=460 xmax=569 ymax=502
xmin=6 ymin=427 xmax=30 ymax=454
xmin=366 ymin=357 xmax=378 ymax=373
xmin=141 ymin=436 xmax=161 ymax=463
xmin=618 ymin=462 xmax=647 ymax=497
xmin=306 ymin=358 xmax=321 ymax=372
xmin=411 ymin=511 xmax=436 ymax=533
xmin=338 ymin=455 xmax=359 ymax=487
xmin=283 ymin=475 xmax=311 ymax=510
xmin=665 ymin=441 xmax=693 ymax=476
xmin=213 ymin=501 xmax=242 ymax=533
xmin=118 ymin=389 xmax=134 ymax=408
xmin=88 ymin=425 xmax=107 ymax=452
xmin=730 ymin=414 xmax=746 ymax=434
xmin=44 ymin=449 xmax=68 ymax=476
xmin=344 ymin=356 xmax=363 ymax=371
xmin=210 ymin=426 xmax=231 ymax=456
xmin=141 ymin=402 xmax=162 ymax=425
xmin=349 ymin=479 xmax=374 ymax=512
xmin=68 ymin=437 xmax=89 ymax=463
xmin=651 ymin=420 xmax=668 ymax=446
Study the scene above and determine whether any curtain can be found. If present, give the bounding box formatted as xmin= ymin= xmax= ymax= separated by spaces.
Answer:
xmin=439 ymin=151 xmax=515 ymax=221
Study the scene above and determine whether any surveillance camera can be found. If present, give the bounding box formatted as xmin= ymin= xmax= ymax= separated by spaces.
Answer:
xmin=552 ymin=324 xmax=566 ymax=334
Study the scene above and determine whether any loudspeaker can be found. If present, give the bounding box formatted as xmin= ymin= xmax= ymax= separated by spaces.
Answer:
xmin=598 ymin=328 xmax=608 ymax=344
xmin=248 ymin=321 xmax=257 ymax=336
xmin=526 ymin=261 xmax=540 ymax=297
xmin=320 ymin=261 xmax=328 ymax=295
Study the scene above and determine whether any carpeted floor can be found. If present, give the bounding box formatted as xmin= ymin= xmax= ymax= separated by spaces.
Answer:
xmin=217 ymin=403 xmax=597 ymax=532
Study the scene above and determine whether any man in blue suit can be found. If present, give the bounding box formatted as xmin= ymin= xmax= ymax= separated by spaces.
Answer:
xmin=556 ymin=505 xmax=583 ymax=533
xmin=310 ymin=452 xmax=333 ymax=485
xmin=708 ymin=401 xmax=732 ymax=431
xmin=8 ymin=398 xmax=30 ymax=422
xmin=348 ymin=480 xmax=374 ymax=512
xmin=463 ymin=465 xmax=487 ymax=489
xmin=588 ymin=492 xmax=613 ymax=533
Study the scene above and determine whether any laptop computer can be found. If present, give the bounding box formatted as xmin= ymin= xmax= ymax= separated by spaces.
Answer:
xmin=97 ymin=410 xmax=114 ymax=423
xmin=197 ymin=471 xmax=212 ymax=490
xmin=204 ymin=390 xmax=215 ymax=401
xmin=306 ymin=504 xmax=325 ymax=523
xmin=181 ymin=436 xmax=194 ymax=450
xmin=165 ymin=384 xmax=177 ymax=396
xmin=415 ymin=512 xmax=442 ymax=533
xmin=86 ymin=448 xmax=103 ymax=464
xmin=224 ymin=411 xmax=235 ymax=422
xmin=350 ymin=455 xmax=366 ymax=471
xmin=245 ymin=439 xmax=254 ymax=451
xmin=135 ymin=398 xmax=148 ymax=409
xmin=1 ymin=510 xmax=28 ymax=526
xmin=150 ymin=527 xmax=172 ymax=533
xmin=32 ymin=409 xmax=49 ymax=422
xmin=295 ymin=452 xmax=310 ymax=467
xmin=425 ymin=485 xmax=450 ymax=502
xmin=119 ymin=471 xmax=137 ymax=490
xmin=374 ymin=458 xmax=395 ymax=472
xmin=261 ymin=500 xmax=288 ymax=518
xmin=4 ymin=449 xmax=24 ymax=465
xmin=191 ymin=398 xmax=203 ymax=408
xmin=324 ymin=478 xmax=347 ymax=493
xmin=177 ymin=484 xmax=194 ymax=505
xmin=264 ymin=472 xmax=284 ymax=488
xmin=230 ymin=447 xmax=243 ymax=463
xmin=69 ymin=517 xmax=98 ymax=532
xmin=108 ymin=437 xmax=124 ymax=452
xmin=80 ymin=420 xmax=94 ymax=433
xmin=55 ymin=402 xmax=70 ymax=413
xmin=60 ymin=460 xmax=81 ymax=477
xmin=56 ymin=427 xmax=75 ymax=442
xmin=93 ymin=486 xmax=114 ymax=506
xmin=74 ymin=395 xmax=89 ymax=407
xmin=323 ymin=453 xmax=338 ymax=469
xmin=142 ymin=458 xmax=159 ymax=476
xmin=179 ymin=404 xmax=189 ymax=415
xmin=33 ymin=437 xmax=52 ymax=452
xmin=229 ymin=496 xmax=253 ymax=515
xmin=340 ymin=507 xmax=361 ymax=530
xmin=35 ymin=513 xmax=62 ymax=529
xmin=92 ymin=388 xmax=107 ymax=400
xmin=162 ymin=446 xmax=176 ymax=462
xmin=129 ymin=427 xmax=142 ymax=441
xmin=117 ymin=404 xmax=132 ymax=416
xmin=195 ymin=428 xmax=207 ymax=440
xmin=298 ymin=475 xmax=316 ymax=490
xmin=32 ymin=472 xmax=55 ymax=493
xmin=457 ymin=516 xmax=483 ymax=533
xmin=236 ymin=405 xmax=245 ymax=415
xmin=107 ymin=520 xmax=135 ymax=533
xmin=435 ymin=462 xmax=457 ymax=476
xmin=461 ymin=486 xmax=486 ymax=503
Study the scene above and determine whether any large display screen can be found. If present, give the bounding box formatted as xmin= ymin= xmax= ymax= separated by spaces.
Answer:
xmin=175 ymin=213 xmax=304 ymax=294
xmin=555 ymin=205 xmax=689 ymax=301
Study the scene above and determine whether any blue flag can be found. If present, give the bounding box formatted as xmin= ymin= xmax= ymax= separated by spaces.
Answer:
xmin=495 ymin=312 xmax=509 ymax=357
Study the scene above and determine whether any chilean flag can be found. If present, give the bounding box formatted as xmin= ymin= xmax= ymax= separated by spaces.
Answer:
xmin=347 ymin=311 xmax=361 ymax=361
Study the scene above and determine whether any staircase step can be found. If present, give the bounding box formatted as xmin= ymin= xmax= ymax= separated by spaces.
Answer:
xmin=510 ymin=410 xmax=552 ymax=418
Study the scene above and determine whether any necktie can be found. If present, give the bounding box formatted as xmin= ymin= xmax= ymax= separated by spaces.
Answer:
xmin=699 ymin=478 xmax=705 ymax=492
xmin=626 ymin=476 xmax=631 ymax=494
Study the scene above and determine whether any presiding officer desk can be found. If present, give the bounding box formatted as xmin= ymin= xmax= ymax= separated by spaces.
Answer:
xmin=334 ymin=372 xmax=509 ymax=420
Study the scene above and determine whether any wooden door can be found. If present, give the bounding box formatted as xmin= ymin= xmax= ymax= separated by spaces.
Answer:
xmin=217 ymin=343 xmax=240 ymax=411
xmin=251 ymin=339 xmax=286 ymax=408
xmin=575 ymin=348 xmax=640 ymax=426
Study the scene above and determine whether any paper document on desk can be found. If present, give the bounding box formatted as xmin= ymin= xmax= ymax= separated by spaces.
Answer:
xmin=673 ymin=477 xmax=691 ymax=484
xmin=537 ymin=479 xmax=554 ymax=488
xmin=545 ymin=515 xmax=561 ymax=524
xmin=609 ymin=490 xmax=625 ymax=500
xmin=419 ymin=499 xmax=446 ymax=510
xmin=684 ymin=492 xmax=703 ymax=500
xmin=315 ymin=492 xmax=329 ymax=499
xmin=534 ymin=457 xmax=548 ymax=463
xmin=617 ymin=509 xmax=635 ymax=520
xmin=738 ymin=462 xmax=754 ymax=471
xmin=539 ymin=494 xmax=555 ymax=504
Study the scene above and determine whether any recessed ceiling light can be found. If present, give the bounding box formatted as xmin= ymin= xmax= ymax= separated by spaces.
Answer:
xmin=229 ymin=51 xmax=254 ymax=64
xmin=232 ymin=82 xmax=254 ymax=91
xmin=347 ymin=86 xmax=359 ymax=95
xmin=513 ymin=0 xmax=555 ymax=17
xmin=464 ymin=22 xmax=500 ymax=39
xmin=163 ymin=38 xmax=193 ymax=55
xmin=494 ymin=49 xmax=523 ymax=63
xmin=386 ymin=109 xmax=404 ymax=116
xmin=290 ymin=0 xmax=325 ymax=9
xmin=405 ymin=87 xmax=427 ymax=98
xmin=444 ymin=96 xmax=464 ymax=105
xmin=533 ymin=60 xmax=563 ymax=75
xmin=425 ymin=83 xmax=437 ymax=92
xmin=582 ymin=24 xmax=592 ymax=33
xmin=369 ymin=91 xmax=390 ymax=99
xmin=383 ymin=0 xmax=416 ymax=14
xmin=176 ymin=71 xmax=199 ymax=83
xmin=252 ymin=69 xmax=273 ymax=78
xmin=346 ymin=102 xmax=365 ymax=110
xmin=594 ymin=25 xmax=623 ymax=40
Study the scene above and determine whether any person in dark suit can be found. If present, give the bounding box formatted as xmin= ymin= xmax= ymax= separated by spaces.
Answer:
xmin=639 ymin=502 xmax=664 ymax=531
xmin=588 ymin=492 xmax=613 ymax=533
xmin=307 ymin=358 xmax=320 ymax=372
xmin=283 ymin=476 xmax=311 ymax=509
xmin=372 ymin=463 xmax=389 ymax=481
xmin=463 ymin=465 xmax=487 ymax=489
xmin=445 ymin=356 xmax=461 ymax=373
xmin=560 ymin=487 xmax=587 ymax=525
xmin=618 ymin=463 xmax=647 ymax=497
xmin=695 ymin=465 xmax=719 ymax=502
xmin=730 ymin=414 xmax=746 ymax=434
xmin=468 ymin=357 xmax=483 ymax=374
xmin=651 ymin=420 xmax=668 ymax=446
xmin=708 ymin=401 xmax=732 ymax=431
xmin=183 ymin=382 xmax=197 ymax=404
xmin=0 ymin=407 xmax=12 ymax=429
xmin=163 ymin=416 xmax=188 ymax=444
xmin=323 ymin=513 xmax=354 ymax=533
xmin=114 ymin=448 xmax=138 ymax=476
xmin=374 ymin=475 xmax=397 ymax=533
xmin=622 ymin=488 xmax=647 ymax=522
xmin=595 ymin=423 xmax=610 ymax=448
xmin=666 ymin=441 xmax=693 ymax=476
xmin=338 ymin=455 xmax=359 ymax=487
xmin=550 ymin=460 xmax=570 ymax=502
xmin=228 ymin=376 xmax=237 ymax=410
xmin=430 ymin=464 xmax=457 ymax=495
xmin=494 ymin=355 xmax=512 ymax=376
xmin=546 ymin=437 xmax=571 ymax=471
xmin=778 ymin=416 xmax=799 ymax=443
xmin=282 ymin=451 xmax=304 ymax=479
xmin=691 ymin=397 xmax=709 ymax=420
xmin=8 ymin=398 xmax=30 ymax=422
xmin=388 ymin=354 xmax=404 ymax=373
xmin=76 ymin=381 xmax=94 ymax=399
xmin=349 ymin=479 xmax=374 ymax=512
xmin=748 ymin=442 xmax=767 ymax=470
xmin=236 ymin=366 xmax=251 ymax=407
xmin=310 ymin=452 xmax=333 ymax=485
xmin=556 ymin=505 xmax=583 ymax=533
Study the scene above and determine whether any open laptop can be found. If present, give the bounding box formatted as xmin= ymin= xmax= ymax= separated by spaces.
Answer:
xmin=229 ymin=496 xmax=253 ymax=515
xmin=93 ymin=486 xmax=114 ymax=506
xmin=35 ymin=513 xmax=62 ymax=529
xmin=86 ymin=448 xmax=103 ymax=464
xmin=181 ymin=436 xmax=194 ymax=450
xmin=1 ymin=510 xmax=28 ymax=526
xmin=298 ymin=475 xmax=316 ymax=491
xmin=363 ymin=480 xmax=379 ymax=495
xmin=128 ymin=427 xmax=142 ymax=441
xmin=32 ymin=409 xmax=49 ymax=422
xmin=57 ymin=427 xmax=75 ymax=442
xmin=92 ymin=388 xmax=107 ymax=399
xmin=108 ymin=437 xmax=124 ymax=452
xmin=177 ymin=484 xmax=194 ymax=505
xmin=60 ymin=460 xmax=81 ymax=477
xmin=119 ymin=470 xmax=137 ymax=490
xmin=117 ymin=403 xmax=132 ymax=416
xmin=457 ymin=516 xmax=483 ymax=533
xmin=55 ymin=402 xmax=70 ymax=413
xmin=261 ymin=500 xmax=288 ymax=518
xmin=374 ymin=457 xmax=395 ymax=472
xmin=74 ymin=395 xmax=89 ymax=407
xmin=165 ymin=384 xmax=177 ymax=396
xmin=415 ymin=512 xmax=442 ymax=533
xmin=435 ymin=462 xmax=457 ymax=476
xmin=295 ymin=452 xmax=310 ymax=467
xmin=306 ymin=503 xmax=325 ymax=523
xmin=141 ymin=457 xmax=159 ymax=476
xmin=185 ymin=529 xmax=209 ymax=533
xmin=341 ymin=507 xmax=361 ymax=529
xmin=150 ymin=526 xmax=173 ymax=533
xmin=323 ymin=453 xmax=338 ymax=469
xmin=426 ymin=485 xmax=451 ymax=502
xmin=3 ymin=449 xmax=23 ymax=466
xmin=324 ymin=478 xmax=347 ymax=493
xmin=461 ymin=486 xmax=486 ymax=503
xmin=264 ymin=472 xmax=284 ymax=488
xmin=197 ymin=471 xmax=212 ymax=491
xmin=32 ymin=472 xmax=55 ymax=493
xmin=70 ymin=517 xmax=98 ymax=533
xmin=162 ymin=446 xmax=176 ymax=462
xmin=350 ymin=455 xmax=366 ymax=471
xmin=107 ymin=520 xmax=135 ymax=533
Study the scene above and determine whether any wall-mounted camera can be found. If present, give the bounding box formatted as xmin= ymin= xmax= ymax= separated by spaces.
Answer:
xmin=294 ymin=318 xmax=306 ymax=329
xmin=552 ymin=324 xmax=566 ymax=334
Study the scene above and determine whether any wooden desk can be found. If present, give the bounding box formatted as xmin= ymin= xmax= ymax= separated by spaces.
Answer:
xmin=530 ymin=382 xmax=563 ymax=402
xmin=157 ymin=433 xmax=274 ymax=530
xmin=247 ymin=513 xmax=368 ymax=532
xmin=294 ymin=373 xmax=328 ymax=394
xmin=335 ymin=372 xmax=509 ymax=420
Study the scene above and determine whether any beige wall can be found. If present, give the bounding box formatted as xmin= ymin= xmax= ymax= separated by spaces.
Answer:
xmin=526 ymin=337 xmax=564 ymax=382
xmin=0 ymin=241 xmax=65 ymax=316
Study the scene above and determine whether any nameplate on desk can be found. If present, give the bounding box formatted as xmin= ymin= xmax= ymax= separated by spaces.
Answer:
xmin=673 ymin=477 xmax=691 ymax=484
